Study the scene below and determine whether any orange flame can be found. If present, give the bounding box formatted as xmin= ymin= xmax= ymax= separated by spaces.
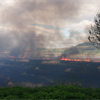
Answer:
xmin=7 ymin=56 xmax=100 ymax=63
xmin=9 ymin=56 xmax=15 ymax=58
xmin=42 ymin=58 xmax=50 ymax=60
xmin=60 ymin=56 xmax=100 ymax=62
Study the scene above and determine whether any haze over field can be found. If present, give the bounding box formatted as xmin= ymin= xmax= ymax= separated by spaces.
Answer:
xmin=0 ymin=0 xmax=99 ymax=58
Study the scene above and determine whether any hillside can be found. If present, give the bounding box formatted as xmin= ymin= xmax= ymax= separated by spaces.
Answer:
xmin=62 ymin=42 xmax=100 ymax=58
xmin=76 ymin=42 xmax=100 ymax=55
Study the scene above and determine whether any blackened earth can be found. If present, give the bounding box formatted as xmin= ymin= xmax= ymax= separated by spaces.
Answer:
xmin=0 ymin=60 xmax=100 ymax=88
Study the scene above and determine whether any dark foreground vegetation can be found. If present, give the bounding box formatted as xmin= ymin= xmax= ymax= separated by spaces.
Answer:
xmin=1 ymin=83 xmax=100 ymax=99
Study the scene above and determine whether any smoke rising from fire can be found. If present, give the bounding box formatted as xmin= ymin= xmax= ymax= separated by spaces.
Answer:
xmin=0 ymin=0 xmax=88 ymax=58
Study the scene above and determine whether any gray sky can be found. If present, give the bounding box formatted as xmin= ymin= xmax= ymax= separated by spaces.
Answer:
xmin=0 ymin=0 xmax=99 ymax=57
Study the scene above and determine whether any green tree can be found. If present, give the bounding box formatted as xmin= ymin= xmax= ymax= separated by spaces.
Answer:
xmin=88 ymin=13 xmax=100 ymax=49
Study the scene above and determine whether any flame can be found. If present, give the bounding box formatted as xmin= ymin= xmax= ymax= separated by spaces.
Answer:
xmin=9 ymin=56 xmax=25 ymax=59
xmin=21 ymin=57 xmax=25 ymax=59
xmin=42 ymin=58 xmax=50 ymax=60
xmin=9 ymin=56 xmax=15 ymax=58
xmin=1 ymin=55 xmax=100 ymax=63
xmin=60 ymin=56 xmax=100 ymax=63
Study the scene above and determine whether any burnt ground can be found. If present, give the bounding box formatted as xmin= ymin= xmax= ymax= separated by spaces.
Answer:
xmin=0 ymin=60 xmax=100 ymax=88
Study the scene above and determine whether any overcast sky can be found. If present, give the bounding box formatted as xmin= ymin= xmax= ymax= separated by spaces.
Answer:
xmin=0 ymin=0 xmax=99 ymax=51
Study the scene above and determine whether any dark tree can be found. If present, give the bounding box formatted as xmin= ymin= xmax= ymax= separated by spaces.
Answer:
xmin=88 ymin=13 xmax=100 ymax=49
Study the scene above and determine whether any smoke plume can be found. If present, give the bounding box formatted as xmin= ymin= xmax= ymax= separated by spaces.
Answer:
xmin=0 ymin=0 xmax=83 ymax=58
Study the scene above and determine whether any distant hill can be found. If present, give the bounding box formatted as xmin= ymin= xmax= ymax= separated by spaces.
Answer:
xmin=77 ymin=42 xmax=93 ymax=46
xmin=62 ymin=42 xmax=100 ymax=57
xmin=76 ymin=42 xmax=99 ymax=54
